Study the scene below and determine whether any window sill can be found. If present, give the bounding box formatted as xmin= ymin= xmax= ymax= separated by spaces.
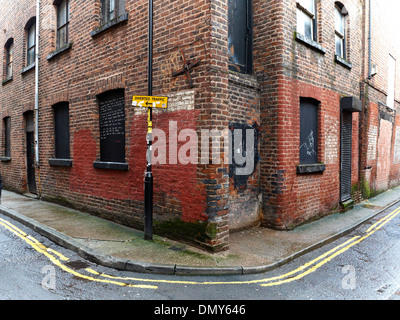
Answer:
xmin=297 ymin=163 xmax=326 ymax=174
xmin=2 ymin=77 xmax=13 ymax=86
xmin=90 ymin=12 xmax=129 ymax=38
xmin=295 ymin=32 xmax=326 ymax=55
xmin=335 ymin=55 xmax=352 ymax=69
xmin=49 ymin=158 xmax=73 ymax=167
xmin=21 ymin=63 xmax=35 ymax=75
xmin=93 ymin=161 xmax=129 ymax=171
xmin=47 ymin=42 xmax=73 ymax=61
xmin=0 ymin=157 xmax=11 ymax=162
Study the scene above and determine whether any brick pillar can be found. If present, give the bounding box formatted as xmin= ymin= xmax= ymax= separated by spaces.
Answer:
xmin=197 ymin=0 xmax=230 ymax=251
xmin=253 ymin=0 xmax=286 ymax=229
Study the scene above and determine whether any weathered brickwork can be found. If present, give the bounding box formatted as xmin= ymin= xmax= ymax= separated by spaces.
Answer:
xmin=359 ymin=0 xmax=400 ymax=199
xmin=0 ymin=0 xmax=399 ymax=251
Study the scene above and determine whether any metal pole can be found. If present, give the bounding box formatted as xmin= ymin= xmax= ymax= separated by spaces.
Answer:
xmin=368 ymin=0 xmax=372 ymax=80
xmin=144 ymin=0 xmax=153 ymax=240
xmin=35 ymin=0 xmax=40 ymax=167
xmin=35 ymin=0 xmax=42 ymax=197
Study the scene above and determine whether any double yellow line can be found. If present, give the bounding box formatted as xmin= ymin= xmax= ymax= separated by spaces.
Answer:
xmin=63 ymin=205 xmax=400 ymax=288
xmin=259 ymin=206 xmax=400 ymax=287
xmin=0 ymin=205 xmax=399 ymax=289
xmin=0 ymin=217 xmax=158 ymax=290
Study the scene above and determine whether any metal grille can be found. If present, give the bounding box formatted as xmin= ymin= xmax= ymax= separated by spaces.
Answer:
xmin=341 ymin=111 xmax=352 ymax=202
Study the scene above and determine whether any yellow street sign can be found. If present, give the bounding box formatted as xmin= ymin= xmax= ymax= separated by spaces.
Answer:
xmin=132 ymin=96 xmax=168 ymax=109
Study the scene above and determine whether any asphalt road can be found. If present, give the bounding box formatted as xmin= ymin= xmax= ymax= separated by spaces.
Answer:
xmin=1 ymin=200 xmax=400 ymax=306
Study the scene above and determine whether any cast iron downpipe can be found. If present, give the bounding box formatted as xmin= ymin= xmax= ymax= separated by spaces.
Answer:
xmin=144 ymin=0 xmax=154 ymax=240
xmin=35 ymin=0 xmax=41 ymax=195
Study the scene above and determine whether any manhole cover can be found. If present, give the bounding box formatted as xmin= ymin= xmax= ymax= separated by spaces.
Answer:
xmin=64 ymin=260 xmax=90 ymax=270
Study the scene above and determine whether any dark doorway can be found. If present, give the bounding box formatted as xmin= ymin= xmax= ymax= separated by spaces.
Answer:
xmin=340 ymin=111 xmax=352 ymax=202
xmin=25 ymin=111 xmax=36 ymax=194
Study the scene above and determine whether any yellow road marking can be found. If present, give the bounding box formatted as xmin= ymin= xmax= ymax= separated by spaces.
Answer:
xmin=0 ymin=204 xmax=398 ymax=289
xmin=366 ymin=206 xmax=400 ymax=233
xmin=90 ymin=236 xmax=360 ymax=286
xmin=0 ymin=219 xmax=157 ymax=290
xmin=0 ymin=217 xmax=28 ymax=237
xmin=260 ymin=206 xmax=400 ymax=287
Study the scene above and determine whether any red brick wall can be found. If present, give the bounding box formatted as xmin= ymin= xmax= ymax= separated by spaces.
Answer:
xmin=259 ymin=0 xmax=365 ymax=229
xmin=360 ymin=0 xmax=400 ymax=195
xmin=0 ymin=0 xmax=36 ymax=193
xmin=0 ymin=0 xmax=234 ymax=251
xmin=1 ymin=0 xmax=400 ymax=250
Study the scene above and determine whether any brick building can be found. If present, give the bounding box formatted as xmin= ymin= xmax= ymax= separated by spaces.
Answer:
xmin=0 ymin=0 xmax=399 ymax=252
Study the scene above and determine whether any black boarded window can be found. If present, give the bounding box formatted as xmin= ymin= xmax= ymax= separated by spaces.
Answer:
xmin=299 ymin=98 xmax=319 ymax=164
xmin=3 ymin=117 xmax=10 ymax=158
xmin=98 ymin=89 xmax=126 ymax=163
xmin=53 ymin=102 xmax=70 ymax=159
xmin=228 ymin=0 xmax=253 ymax=74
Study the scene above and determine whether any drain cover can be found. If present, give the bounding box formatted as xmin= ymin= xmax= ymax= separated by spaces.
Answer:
xmin=64 ymin=260 xmax=90 ymax=270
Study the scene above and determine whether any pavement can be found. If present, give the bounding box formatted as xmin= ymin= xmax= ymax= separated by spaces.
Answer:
xmin=1 ymin=187 xmax=400 ymax=276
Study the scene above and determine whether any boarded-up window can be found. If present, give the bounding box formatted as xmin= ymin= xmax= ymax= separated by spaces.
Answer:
xmin=228 ymin=0 xmax=253 ymax=74
xmin=3 ymin=117 xmax=10 ymax=158
xmin=98 ymin=89 xmax=126 ymax=163
xmin=299 ymin=98 xmax=319 ymax=164
xmin=53 ymin=102 xmax=70 ymax=159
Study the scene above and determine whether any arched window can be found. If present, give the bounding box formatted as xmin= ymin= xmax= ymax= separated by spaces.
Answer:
xmin=299 ymin=98 xmax=320 ymax=165
xmin=25 ymin=18 xmax=36 ymax=67
xmin=53 ymin=102 xmax=70 ymax=160
xmin=97 ymin=89 xmax=126 ymax=164
xmin=4 ymin=38 xmax=13 ymax=80
xmin=335 ymin=2 xmax=348 ymax=59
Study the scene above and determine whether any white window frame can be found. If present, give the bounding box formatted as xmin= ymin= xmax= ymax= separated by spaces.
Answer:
xmin=335 ymin=5 xmax=346 ymax=59
xmin=296 ymin=0 xmax=316 ymax=41
xmin=27 ymin=22 xmax=36 ymax=66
